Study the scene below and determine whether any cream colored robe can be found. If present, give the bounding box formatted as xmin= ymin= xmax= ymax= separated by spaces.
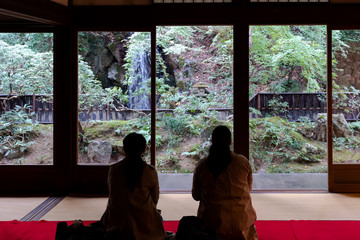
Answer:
xmin=102 ymin=159 xmax=166 ymax=240
xmin=192 ymin=152 xmax=257 ymax=240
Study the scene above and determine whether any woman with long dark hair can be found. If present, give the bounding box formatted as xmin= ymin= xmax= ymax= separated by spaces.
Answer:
xmin=101 ymin=132 xmax=166 ymax=240
xmin=192 ymin=126 xmax=258 ymax=240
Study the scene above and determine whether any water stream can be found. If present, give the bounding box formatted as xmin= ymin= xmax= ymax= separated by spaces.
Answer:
xmin=127 ymin=51 xmax=151 ymax=109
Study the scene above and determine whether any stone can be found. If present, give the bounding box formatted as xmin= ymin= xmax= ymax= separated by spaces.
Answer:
xmin=6 ymin=148 xmax=24 ymax=160
xmin=107 ymin=63 xmax=126 ymax=87
xmin=302 ymin=143 xmax=324 ymax=155
xmin=107 ymin=42 xmax=122 ymax=63
xmin=0 ymin=148 xmax=5 ymax=159
xmin=297 ymin=143 xmax=325 ymax=163
xmin=174 ymin=71 xmax=184 ymax=83
xmin=111 ymin=144 xmax=125 ymax=155
xmin=333 ymin=114 xmax=353 ymax=137
xmin=200 ymin=126 xmax=215 ymax=143
xmin=313 ymin=113 xmax=353 ymax=141
xmin=100 ymin=49 xmax=114 ymax=69
xmin=87 ymin=140 xmax=112 ymax=163
xmin=313 ymin=113 xmax=327 ymax=142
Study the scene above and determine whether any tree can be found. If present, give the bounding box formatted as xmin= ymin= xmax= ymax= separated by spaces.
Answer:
xmin=0 ymin=33 xmax=53 ymax=53
xmin=0 ymin=40 xmax=53 ymax=96
xmin=249 ymin=25 xmax=327 ymax=96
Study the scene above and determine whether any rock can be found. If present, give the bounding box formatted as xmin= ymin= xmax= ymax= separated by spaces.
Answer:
xmin=176 ymin=80 xmax=186 ymax=90
xmin=174 ymin=71 xmax=184 ymax=83
xmin=200 ymin=126 xmax=216 ymax=143
xmin=0 ymin=148 xmax=5 ymax=159
xmin=107 ymin=42 xmax=122 ymax=63
xmin=333 ymin=114 xmax=353 ymax=138
xmin=111 ymin=145 xmax=125 ymax=155
xmin=107 ymin=63 xmax=126 ymax=87
xmin=313 ymin=113 xmax=327 ymax=141
xmin=100 ymin=49 xmax=114 ymax=69
xmin=302 ymin=143 xmax=324 ymax=155
xmin=313 ymin=113 xmax=353 ymax=141
xmin=297 ymin=143 xmax=325 ymax=163
xmin=6 ymin=148 xmax=24 ymax=160
xmin=87 ymin=141 xmax=112 ymax=163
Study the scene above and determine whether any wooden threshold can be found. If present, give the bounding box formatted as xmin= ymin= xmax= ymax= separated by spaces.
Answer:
xmin=20 ymin=196 xmax=65 ymax=221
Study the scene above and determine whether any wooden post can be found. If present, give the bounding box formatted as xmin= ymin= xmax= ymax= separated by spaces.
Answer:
xmin=151 ymin=27 xmax=156 ymax=167
xmin=234 ymin=23 xmax=249 ymax=158
xmin=257 ymin=93 xmax=261 ymax=117
xmin=32 ymin=94 xmax=36 ymax=112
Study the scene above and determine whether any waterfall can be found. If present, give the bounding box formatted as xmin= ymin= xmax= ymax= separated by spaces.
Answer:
xmin=128 ymin=51 xmax=151 ymax=109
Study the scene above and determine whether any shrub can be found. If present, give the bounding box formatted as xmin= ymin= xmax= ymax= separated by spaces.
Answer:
xmin=348 ymin=121 xmax=360 ymax=133
xmin=162 ymin=114 xmax=192 ymax=135
xmin=0 ymin=105 xmax=37 ymax=159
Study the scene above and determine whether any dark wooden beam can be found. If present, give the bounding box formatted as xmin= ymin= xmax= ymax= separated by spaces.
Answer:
xmin=73 ymin=3 xmax=360 ymax=27
xmin=0 ymin=0 xmax=71 ymax=25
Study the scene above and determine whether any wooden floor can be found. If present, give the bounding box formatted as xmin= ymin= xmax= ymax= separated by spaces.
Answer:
xmin=1 ymin=193 xmax=360 ymax=221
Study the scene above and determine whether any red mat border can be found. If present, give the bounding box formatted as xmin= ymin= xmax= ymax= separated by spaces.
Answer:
xmin=1 ymin=220 xmax=360 ymax=240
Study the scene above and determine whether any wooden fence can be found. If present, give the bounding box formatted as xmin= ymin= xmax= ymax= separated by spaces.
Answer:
xmin=249 ymin=92 xmax=327 ymax=121
xmin=2 ymin=92 xmax=360 ymax=123
xmin=249 ymin=92 xmax=360 ymax=121
xmin=0 ymin=95 xmax=53 ymax=123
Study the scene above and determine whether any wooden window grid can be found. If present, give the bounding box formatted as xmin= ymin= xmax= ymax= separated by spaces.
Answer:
xmin=154 ymin=0 xmax=232 ymax=3
xmin=250 ymin=0 xmax=328 ymax=2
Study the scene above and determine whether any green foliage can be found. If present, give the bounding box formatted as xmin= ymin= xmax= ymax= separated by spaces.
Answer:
xmin=348 ymin=121 xmax=360 ymax=133
xmin=332 ymin=86 xmax=360 ymax=120
xmin=249 ymin=25 xmax=326 ymax=96
xmin=0 ymin=105 xmax=37 ymax=159
xmin=249 ymin=107 xmax=261 ymax=117
xmin=78 ymin=58 xmax=128 ymax=113
xmin=181 ymin=142 xmax=209 ymax=160
xmin=0 ymin=33 xmax=53 ymax=53
xmin=0 ymin=33 xmax=119 ymax=115
xmin=162 ymin=114 xmax=192 ymax=135
xmin=0 ymin=39 xmax=53 ymax=95
xmin=156 ymin=26 xmax=198 ymax=55
xmin=250 ymin=117 xmax=313 ymax=170
xmin=333 ymin=136 xmax=359 ymax=152
xmin=267 ymin=96 xmax=289 ymax=117
xmin=297 ymin=116 xmax=314 ymax=136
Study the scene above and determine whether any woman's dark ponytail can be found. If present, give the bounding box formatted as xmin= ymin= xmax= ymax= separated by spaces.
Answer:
xmin=206 ymin=126 xmax=232 ymax=178
xmin=123 ymin=133 xmax=147 ymax=191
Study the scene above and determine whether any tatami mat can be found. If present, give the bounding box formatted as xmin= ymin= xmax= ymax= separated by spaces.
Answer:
xmin=0 ymin=197 xmax=47 ymax=221
xmin=41 ymin=197 xmax=107 ymax=221
xmin=39 ymin=193 xmax=360 ymax=221
xmin=252 ymin=193 xmax=360 ymax=220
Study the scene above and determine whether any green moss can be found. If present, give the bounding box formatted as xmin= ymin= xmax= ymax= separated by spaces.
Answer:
xmin=289 ymin=130 xmax=306 ymax=145
xmin=267 ymin=162 xmax=327 ymax=173
xmin=84 ymin=120 xmax=128 ymax=139
xmin=33 ymin=124 xmax=53 ymax=134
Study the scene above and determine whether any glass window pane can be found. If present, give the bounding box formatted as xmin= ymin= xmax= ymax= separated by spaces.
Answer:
xmin=155 ymin=26 xmax=233 ymax=173
xmin=249 ymin=25 xmax=328 ymax=175
xmin=0 ymin=33 xmax=54 ymax=165
xmin=77 ymin=31 xmax=151 ymax=165
xmin=332 ymin=30 xmax=360 ymax=164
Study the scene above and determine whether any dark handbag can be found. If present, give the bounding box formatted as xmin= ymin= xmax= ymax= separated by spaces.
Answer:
xmin=176 ymin=216 xmax=221 ymax=240
xmin=55 ymin=220 xmax=105 ymax=240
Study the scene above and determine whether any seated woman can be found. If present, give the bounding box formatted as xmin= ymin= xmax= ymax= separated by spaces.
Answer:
xmin=192 ymin=126 xmax=258 ymax=240
xmin=101 ymin=132 xmax=166 ymax=240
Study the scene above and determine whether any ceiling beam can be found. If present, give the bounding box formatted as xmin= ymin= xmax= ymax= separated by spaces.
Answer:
xmin=0 ymin=0 xmax=71 ymax=25
xmin=73 ymin=3 xmax=360 ymax=27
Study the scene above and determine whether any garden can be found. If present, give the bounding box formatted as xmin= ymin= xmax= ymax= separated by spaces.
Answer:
xmin=1 ymin=27 xmax=360 ymax=174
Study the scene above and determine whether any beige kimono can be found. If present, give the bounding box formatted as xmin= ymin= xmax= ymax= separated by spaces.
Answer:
xmin=101 ymin=159 xmax=166 ymax=240
xmin=192 ymin=152 xmax=257 ymax=240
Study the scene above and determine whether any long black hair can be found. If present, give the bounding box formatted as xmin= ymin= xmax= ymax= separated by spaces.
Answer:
xmin=206 ymin=125 xmax=232 ymax=178
xmin=123 ymin=132 xmax=147 ymax=191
